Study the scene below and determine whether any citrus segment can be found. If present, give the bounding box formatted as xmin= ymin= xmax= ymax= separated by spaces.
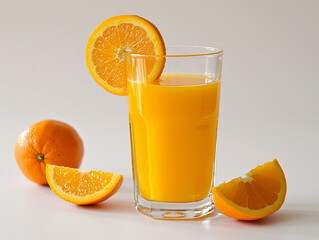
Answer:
xmin=212 ymin=159 xmax=287 ymax=220
xmin=86 ymin=15 xmax=166 ymax=95
xmin=46 ymin=164 xmax=123 ymax=205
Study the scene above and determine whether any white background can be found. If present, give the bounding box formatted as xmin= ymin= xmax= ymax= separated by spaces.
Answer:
xmin=1 ymin=0 xmax=318 ymax=239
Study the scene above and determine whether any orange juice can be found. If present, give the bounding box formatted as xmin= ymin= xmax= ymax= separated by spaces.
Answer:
xmin=127 ymin=73 xmax=221 ymax=203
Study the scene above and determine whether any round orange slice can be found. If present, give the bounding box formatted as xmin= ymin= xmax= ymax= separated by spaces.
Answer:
xmin=86 ymin=15 xmax=166 ymax=95
xmin=212 ymin=159 xmax=287 ymax=220
xmin=46 ymin=164 xmax=123 ymax=205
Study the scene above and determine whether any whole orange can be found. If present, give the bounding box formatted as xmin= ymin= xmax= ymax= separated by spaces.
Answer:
xmin=15 ymin=120 xmax=84 ymax=185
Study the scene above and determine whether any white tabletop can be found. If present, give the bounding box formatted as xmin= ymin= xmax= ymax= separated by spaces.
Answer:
xmin=1 ymin=171 xmax=319 ymax=240
xmin=1 ymin=0 xmax=319 ymax=239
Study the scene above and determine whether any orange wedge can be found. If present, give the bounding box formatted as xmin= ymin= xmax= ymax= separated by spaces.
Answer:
xmin=86 ymin=15 xmax=166 ymax=95
xmin=46 ymin=164 xmax=123 ymax=205
xmin=212 ymin=159 xmax=287 ymax=220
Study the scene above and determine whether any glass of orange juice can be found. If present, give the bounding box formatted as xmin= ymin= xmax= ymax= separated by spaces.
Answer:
xmin=125 ymin=46 xmax=223 ymax=220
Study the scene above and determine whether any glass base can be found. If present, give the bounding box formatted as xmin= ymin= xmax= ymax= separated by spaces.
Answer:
xmin=135 ymin=194 xmax=214 ymax=220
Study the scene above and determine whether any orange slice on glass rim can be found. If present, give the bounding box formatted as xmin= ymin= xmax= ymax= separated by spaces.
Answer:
xmin=212 ymin=159 xmax=287 ymax=220
xmin=46 ymin=164 xmax=123 ymax=205
xmin=85 ymin=15 xmax=166 ymax=95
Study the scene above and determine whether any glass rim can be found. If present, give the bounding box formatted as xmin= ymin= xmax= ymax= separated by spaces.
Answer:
xmin=124 ymin=45 xmax=223 ymax=58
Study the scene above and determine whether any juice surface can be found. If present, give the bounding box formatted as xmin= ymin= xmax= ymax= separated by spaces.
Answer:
xmin=127 ymin=73 xmax=221 ymax=202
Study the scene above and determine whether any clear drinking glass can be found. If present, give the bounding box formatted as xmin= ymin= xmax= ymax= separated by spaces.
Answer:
xmin=125 ymin=46 xmax=223 ymax=220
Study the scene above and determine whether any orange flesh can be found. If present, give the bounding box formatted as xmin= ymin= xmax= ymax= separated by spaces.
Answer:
xmin=52 ymin=167 xmax=114 ymax=196
xmin=46 ymin=165 xmax=123 ymax=205
xmin=89 ymin=19 xmax=161 ymax=93
xmin=217 ymin=160 xmax=284 ymax=210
